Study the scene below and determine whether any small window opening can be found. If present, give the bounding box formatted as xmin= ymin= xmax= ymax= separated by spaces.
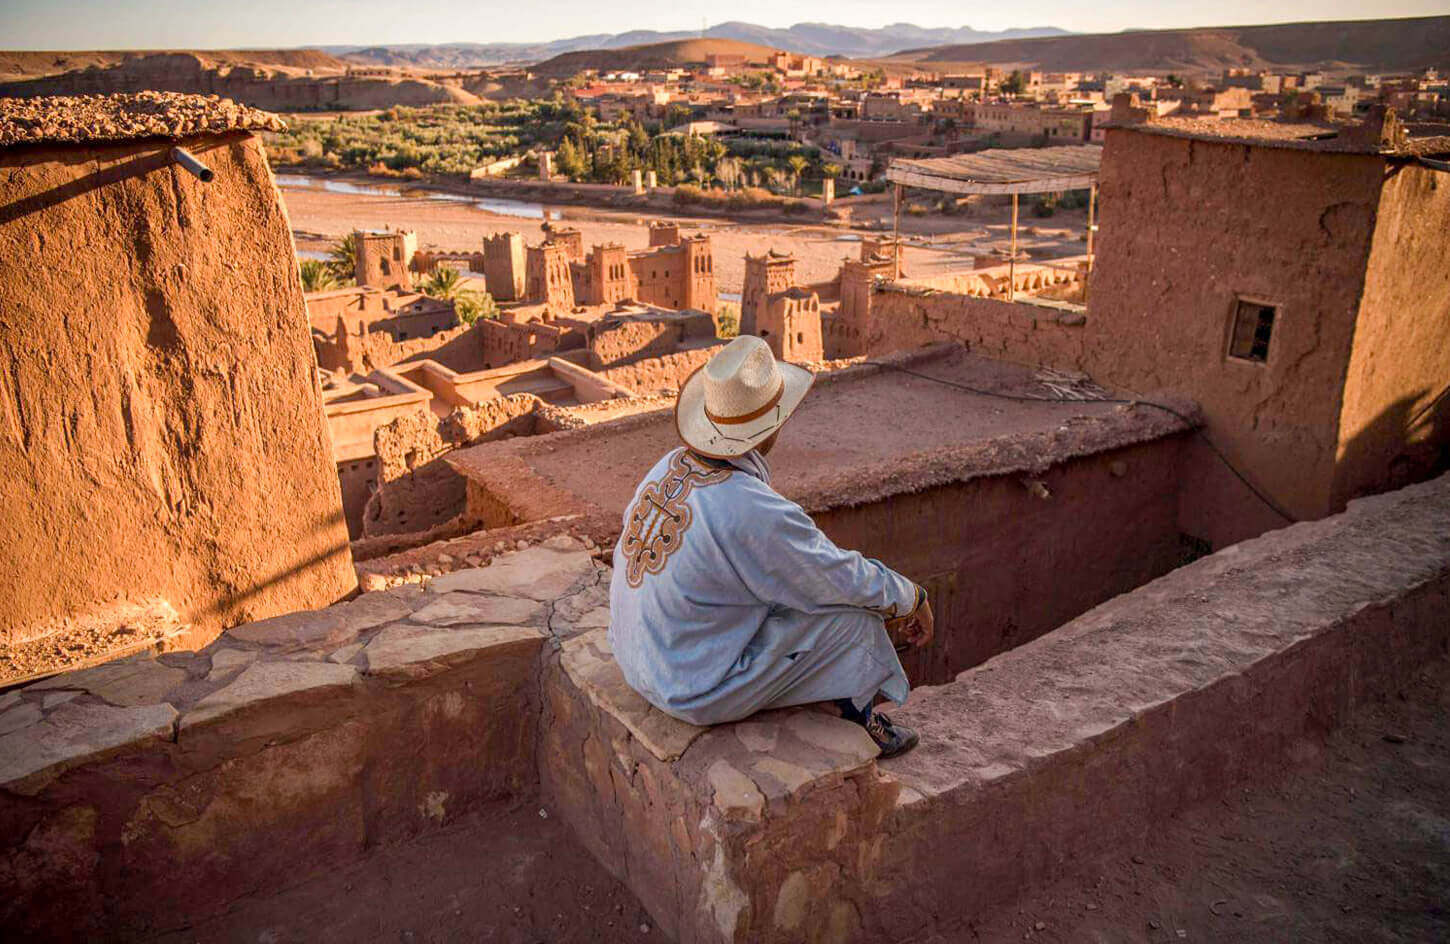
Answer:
xmin=1228 ymin=299 xmax=1276 ymax=363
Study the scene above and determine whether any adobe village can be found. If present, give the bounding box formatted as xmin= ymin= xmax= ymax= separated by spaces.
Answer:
xmin=1 ymin=10 xmax=1449 ymax=942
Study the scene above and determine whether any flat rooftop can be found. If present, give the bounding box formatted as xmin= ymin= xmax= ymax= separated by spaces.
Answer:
xmin=446 ymin=346 xmax=1198 ymax=523
xmin=0 ymin=91 xmax=284 ymax=148
xmin=1110 ymin=115 xmax=1450 ymax=157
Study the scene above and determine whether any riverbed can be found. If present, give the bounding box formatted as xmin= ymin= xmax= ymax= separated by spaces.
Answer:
xmin=275 ymin=174 xmax=1088 ymax=294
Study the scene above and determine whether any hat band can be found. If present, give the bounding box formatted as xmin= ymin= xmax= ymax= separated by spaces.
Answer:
xmin=704 ymin=378 xmax=784 ymax=425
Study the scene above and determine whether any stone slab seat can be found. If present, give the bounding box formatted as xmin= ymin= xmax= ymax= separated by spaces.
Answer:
xmin=539 ymin=474 xmax=1450 ymax=944
xmin=543 ymin=627 xmax=895 ymax=944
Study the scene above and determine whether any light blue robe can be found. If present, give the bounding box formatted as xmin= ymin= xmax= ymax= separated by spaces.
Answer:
xmin=608 ymin=447 xmax=915 ymax=726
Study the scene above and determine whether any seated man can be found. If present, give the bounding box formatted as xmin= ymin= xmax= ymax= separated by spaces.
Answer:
xmin=608 ymin=336 xmax=933 ymax=758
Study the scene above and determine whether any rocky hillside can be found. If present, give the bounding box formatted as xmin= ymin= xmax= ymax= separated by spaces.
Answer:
xmin=530 ymin=39 xmax=781 ymax=77
xmin=0 ymin=51 xmax=480 ymax=111
xmin=331 ymin=22 xmax=1070 ymax=69
xmin=893 ymin=15 xmax=1450 ymax=74
xmin=0 ymin=48 xmax=349 ymax=81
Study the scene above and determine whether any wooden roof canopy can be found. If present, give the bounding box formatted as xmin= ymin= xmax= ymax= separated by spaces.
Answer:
xmin=887 ymin=145 xmax=1102 ymax=195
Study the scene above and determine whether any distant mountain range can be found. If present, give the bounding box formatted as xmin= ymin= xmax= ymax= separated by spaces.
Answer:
xmin=327 ymin=22 xmax=1073 ymax=69
xmin=894 ymin=15 xmax=1450 ymax=74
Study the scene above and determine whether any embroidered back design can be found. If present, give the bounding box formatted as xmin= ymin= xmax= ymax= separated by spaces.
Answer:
xmin=623 ymin=450 xmax=731 ymax=588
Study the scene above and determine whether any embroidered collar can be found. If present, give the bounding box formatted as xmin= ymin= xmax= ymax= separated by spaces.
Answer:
xmin=686 ymin=448 xmax=772 ymax=484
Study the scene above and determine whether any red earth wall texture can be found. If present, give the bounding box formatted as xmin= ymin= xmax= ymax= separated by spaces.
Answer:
xmin=0 ymin=131 xmax=356 ymax=646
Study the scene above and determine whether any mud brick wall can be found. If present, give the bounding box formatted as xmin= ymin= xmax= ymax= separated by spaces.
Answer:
xmin=816 ymin=435 xmax=1191 ymax=683
xmin=598 ymin=344 xmax=723 ymax=393
xmin=865 ymin=471 xmax=1450 ymax=944
xmin=0 ymin=130 xmax=355 ymax=646
xmin=1087 ymin=130 xmax=1386 ymax=524
xmin=1334 ymin=159 xmax=1450 ymax=508
xmin=363 ymin=395 xmax=543 ymax=538
xmin=866 ymin=289 xmax=1090 ymax=368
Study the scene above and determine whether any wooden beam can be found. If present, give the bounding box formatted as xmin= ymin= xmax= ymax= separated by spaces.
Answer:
xmin=885 ymin=168 xmax=1098 ymax=195
xmin=892 ymin=183 xmax=902 ymax=280
xmin=1009 ymin=192 xmax=1018 ymax=304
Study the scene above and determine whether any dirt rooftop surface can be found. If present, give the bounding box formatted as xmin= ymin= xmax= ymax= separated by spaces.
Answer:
xmin=449 ymin=348 xmax=1194 ymax=520
xmin=0 ymin=91 xmax=284 ymax=148
xmin=1117 ymin=115 xmax=1450 ymax=156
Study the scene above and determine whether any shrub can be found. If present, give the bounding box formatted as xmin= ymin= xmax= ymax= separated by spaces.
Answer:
xmin=715 ymin=302 xmax=740 ymax=338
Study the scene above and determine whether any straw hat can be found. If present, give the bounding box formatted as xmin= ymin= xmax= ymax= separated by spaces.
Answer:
xmin=675 ymin=336 xmax=815 ymax=458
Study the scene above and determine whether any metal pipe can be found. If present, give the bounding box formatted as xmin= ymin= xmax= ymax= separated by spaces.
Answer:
xmin=170 ymin=147 xmax=214 ymax=183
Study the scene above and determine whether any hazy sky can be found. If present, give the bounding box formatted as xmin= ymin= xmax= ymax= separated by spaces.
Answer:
xmin=1 ymin=0 xmax=1444 ymax=49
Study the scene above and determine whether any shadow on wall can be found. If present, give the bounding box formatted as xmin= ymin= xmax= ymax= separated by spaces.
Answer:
xmin=393 ymin=321 xmax=492 ymax=374
xmin=0 ymin=147 xmax=171 ymax=225
xmin=188 ymin=505 xmax=356 ymax=631
xmin=1338 ymin=385 xmax=1450 ymax=508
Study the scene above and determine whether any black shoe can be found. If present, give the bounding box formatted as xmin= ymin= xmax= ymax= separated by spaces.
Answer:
xmin=864 ymin=711 xmax=919 ymax=759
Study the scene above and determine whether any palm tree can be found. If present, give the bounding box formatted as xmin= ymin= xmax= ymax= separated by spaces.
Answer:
xmin=299 ymin=260 xmax=338 ymax=293
xmin=328 ymin=233 xmax=358 ymax=281
xmin=786 ymin=155 xmax=810 ymax=196
xmin=421 ymin=266 xmax=498 ymax=325
xmin=421 ymin=266 xmax=463 ymax=299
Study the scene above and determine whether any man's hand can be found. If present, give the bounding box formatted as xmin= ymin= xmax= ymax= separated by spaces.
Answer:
xmin=904 ymin=600 xmax=934 ymax=649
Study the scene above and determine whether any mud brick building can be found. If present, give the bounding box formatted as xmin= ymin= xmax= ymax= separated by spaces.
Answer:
xmin=482 ymin=231 xmax=526 ymax=301
xmin=0 ymin=93 xmax=355 ymax=655
xmin=525 ymin=241 xmax=576 ymax=312
xmin=354 ymin=229 xmax=418 ymax=291
xmin=573 ymin=227 xmax=718 ymax=315
xmin=4 ymin=93 xmax=1450 ymax=944
xmin=1088 ymin=106 xmax=1450 ymax=527
xmin=740 ymin=250 xmax=799 ymax=337
xmin=873 ymin=107 xmax=1450 ymax=544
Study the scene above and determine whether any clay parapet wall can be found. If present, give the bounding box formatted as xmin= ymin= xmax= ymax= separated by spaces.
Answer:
xmin=0 ymin=538 xmax=602 ymax=940
xmin=587 ymin=312 xmax=719 ymax=369
xmin=362 ymin=394 xmax=544 ymax=539
xmin=540 ymin=471 xmax=1450 ymax=944
xmin=598 ymin=343 xmax=724 ymax=394
xmin=868 ymin=288 xmax=1090 ymax=368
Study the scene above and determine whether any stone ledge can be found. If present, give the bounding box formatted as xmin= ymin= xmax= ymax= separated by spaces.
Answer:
xmin=0 ymin=700 xmax=177 ymax=795
xmin=855 ymin=472 xmax=1450 ymax=942
xmin=883 ymin=472 xmax=1450 ymax=799
xmin=541 ymin=636 xmax=895 ymax=944
xmin=0 ymin=541 xmax=592 ymax=937
xmin=1 ymin=540 xmax=592 ymax=794
xmin=558 ymin=630 xmax=707 ymax=762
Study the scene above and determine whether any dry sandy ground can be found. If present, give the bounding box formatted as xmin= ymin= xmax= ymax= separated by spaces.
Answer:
xmin=276 ymin=177 xmax=1090 ymax=295
xmin=149 ymin=659 xmax=1450 ymax=943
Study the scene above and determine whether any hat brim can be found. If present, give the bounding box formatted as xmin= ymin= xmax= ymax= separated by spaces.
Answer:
xmin=675 ymin=360 xmax=815 ymax=459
